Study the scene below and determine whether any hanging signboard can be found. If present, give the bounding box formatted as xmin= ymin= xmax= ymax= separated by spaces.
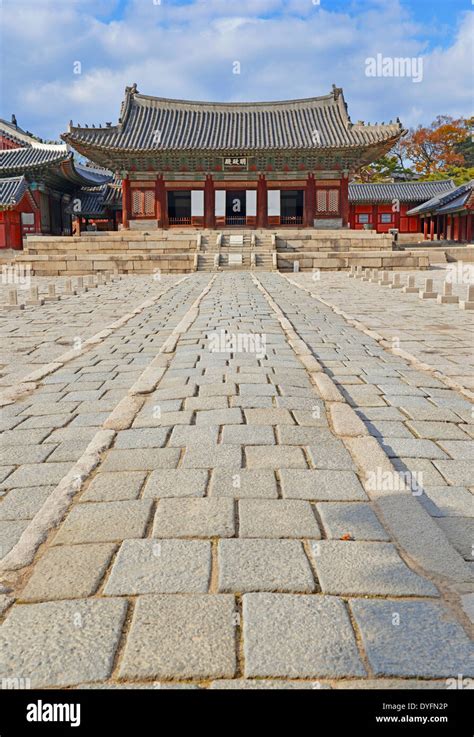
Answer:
xmin=222 ymin=156 xmax=248 ymax=171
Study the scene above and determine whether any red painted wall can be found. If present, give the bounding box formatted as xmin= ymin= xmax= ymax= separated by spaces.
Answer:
xmin=349 ymin=202 xmax=421 ymax=233
xmin=0 ymin=192 xmax=40 ymax=248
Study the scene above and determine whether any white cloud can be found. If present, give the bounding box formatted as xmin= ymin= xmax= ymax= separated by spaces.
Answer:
xmin=1 ymin=0 xmax=472 ymax=140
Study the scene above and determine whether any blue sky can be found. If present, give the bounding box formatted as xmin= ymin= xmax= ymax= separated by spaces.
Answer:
xmin=1 ymin=0 xmax=472 ymax=141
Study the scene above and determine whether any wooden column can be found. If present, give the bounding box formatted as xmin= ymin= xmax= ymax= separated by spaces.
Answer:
xmin=257 ymin=175 xmax=267 ymax=228
xmin=155 ymin=177 xmax=167 ymax=229
xmin=430 ymin=217 xmax=435 ymax=241
xmin=466 ymin=214 xmax=472 ymax=243
xmin=122 ymin=176 xmax=130 ymax=229
xmin=305 ymin=174 xmax=316 ymax=227
xmin=423 ymin=217 xmax=428 ymax=240
xmin=340 ymin=175 xmax=349 ymax=227
xmin=394 ymin=205 xmax=401 ymax=232
xmin=204 ymin=175 xmax=215 ymax=229
xmin=373 ymin=204 xmax=378 ymax=232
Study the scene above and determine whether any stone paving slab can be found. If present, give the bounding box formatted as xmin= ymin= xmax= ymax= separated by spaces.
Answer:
xmin=218 ymin=539 xmax=315 ymax=593
xmin=210 ymin=469 xmax=278 ymax=498
xmin=0 ymin=486 xmax=54 ymax=520
xmin=81 ymin=471 xmax=147 ymax=502
xmin=53 ymin=500 xmax=153 ymax=545
xmin=104 ymin=539 xmax=211 ymax=595
xmin=310 ymin=541 xmax=438 ymax=596
xmin=350 ymin=599 xmax=474 ymax=677
xmin=243 ymin=594 xmax=366 ymax=678
xmin=280 ymin=469 xmax=367 ymax=501
xmin=0 ymin=519 xmax=29 ymax=557
xmin=316 ymin=502 xmax=390 ymax=541
xmin=20 ymin=543 xmax=116 ymax=601
xmin=143 ymin=469 xmax=208 ymax=498
xmin=100 ymin=448 xmax=181 ymax=472
xmin=239 ymin=500 xmax=321 ymax=538
xmin=0 ymin=598 xmax=127 ymax=687
xmin=153 ymin=498 xmax=235 ymax=538
xmin=119 ymin=595 xmax=236 ymax=680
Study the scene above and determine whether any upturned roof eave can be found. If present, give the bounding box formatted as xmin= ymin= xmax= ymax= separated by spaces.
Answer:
xmin=62 ymin=134 xmax=403 ymax=157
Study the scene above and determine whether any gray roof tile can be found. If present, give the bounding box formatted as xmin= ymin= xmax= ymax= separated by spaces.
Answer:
xmin=0 ymin=145 xmax=70 ymax=172
xmin=349 ymin=180 xmax=455 ymax=204
xmin=63 ymin=86 xmax=403 ymax=153
xmin=0 ymin=176 xmax=29 ymax=207
xmin=407 ymin=181 xmax=474 ymax=215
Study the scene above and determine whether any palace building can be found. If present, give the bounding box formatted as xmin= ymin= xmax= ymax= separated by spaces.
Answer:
xmin=62 ymin=84 xmax=404 ymax=231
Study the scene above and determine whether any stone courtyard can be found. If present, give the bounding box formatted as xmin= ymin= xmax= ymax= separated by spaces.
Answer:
xmin=0 ymin=269 xmax=473 ymax=689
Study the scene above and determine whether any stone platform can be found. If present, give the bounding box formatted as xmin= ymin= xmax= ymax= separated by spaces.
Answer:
xmin=0 ymin=228 xmax=447 ymax=274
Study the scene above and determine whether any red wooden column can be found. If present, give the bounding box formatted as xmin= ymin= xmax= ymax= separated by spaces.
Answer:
xmin=155 ymin=176 xmax=168 ymax=229
xmin=257 ymin=175 xmax=268 ymax=228
xmin=304 ymin=174 xmax=315 ymax=227
xmin=466 ymin=213 xmax=472 ymax=243
xmin=340 ymin=175 xmax=349 ymax=227
xmin=423 ymin=217 xmax=428 ymax=239
xmin=122 ymin=176 xmax=130 ymax=229
xmin=204 ymin=175 xmax=215 ymax=229
xmin=394 ymin=204 xmax=401 ymax=231
xmin=373 ymin=204 xmax=378 ymax=232
xmin=430 ymin=217 xmax=435 ymax=241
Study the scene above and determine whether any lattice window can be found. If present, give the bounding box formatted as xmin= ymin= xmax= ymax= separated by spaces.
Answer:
xmin=131 ymin=189 xmax=155 ymax=216
xmin=144 ymin=190 xmax=155 ymax=215
xmin=328 ymin=189 xmax=339 ymax=213
xmin=316 ymin=190 xmax=327 ymax=213
xmin=131 ymin=190 xmax=142 ymax=216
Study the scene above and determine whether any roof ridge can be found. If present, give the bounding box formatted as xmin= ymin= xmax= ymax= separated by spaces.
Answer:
xmin=132 ymin=92 xmax=337 ymax=107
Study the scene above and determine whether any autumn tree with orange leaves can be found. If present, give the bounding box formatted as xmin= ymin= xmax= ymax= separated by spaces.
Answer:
xmin=355 ymin=116 xmax=474 ymax=184
xmin=400 ymin=116 xmax=473 ymax=176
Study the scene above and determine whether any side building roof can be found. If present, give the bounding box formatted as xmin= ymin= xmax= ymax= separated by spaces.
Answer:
xmin=349 ymin=180 xmax=455 ymax=204
xmin=0 ymin=176 xmax=29 ymax=209
xmin=0 ymin=119 xmax=113 ymax=191
xmin=407 ymin=180 xmax=474 ymax=216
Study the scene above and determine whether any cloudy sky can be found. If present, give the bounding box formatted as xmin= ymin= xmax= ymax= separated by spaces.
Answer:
xmin=1 ymin=0 xmax=472 ymax=141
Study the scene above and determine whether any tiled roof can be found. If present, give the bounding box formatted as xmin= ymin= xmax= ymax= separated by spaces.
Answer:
xmin=435 ymin=189 xmax=472 ymax=214
xmin=75 ymin=188 xmax=108 ymax=216
xmin=103 ymin=177 xmax=122 ymax=207
xmin=0 ymin=176 xmax=29 ymax=208
xmin=68 ymin=178 xmax=122 ymax=216
xmin=0 ymin=144 xmax=113 ymax=191
xmin=407 ymin=181 xmax=474 ymax=215
xmin=0 ymin=118 xmax=46 ymax=147
xmin=349 ymin=180 xmax=455 ymax=204
xmin=0 ymin=145 xmax=70 ymax=172
xmin=63 ymin=85 xmax=404 ymax=153
xmin=75 ymin=162 xmax=115 ymax=185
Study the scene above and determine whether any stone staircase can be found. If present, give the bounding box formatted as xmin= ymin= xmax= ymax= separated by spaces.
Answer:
xmin=196 ymin=231 xmax=276 ymax=271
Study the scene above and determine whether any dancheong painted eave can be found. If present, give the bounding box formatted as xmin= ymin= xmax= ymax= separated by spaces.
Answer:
xmin=61 ymin=83 xmax=405 ymax=157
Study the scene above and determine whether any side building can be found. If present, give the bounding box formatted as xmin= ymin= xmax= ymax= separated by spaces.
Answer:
xmin=62 ymin=84 xmax=404 ymax=231
xmin=0 ymin=117 xmax=112 ymax=249
xmin=348 ymin=180 xmax=456 ymax=235
xmin=407 ymin=180 xmax=473 ymax=243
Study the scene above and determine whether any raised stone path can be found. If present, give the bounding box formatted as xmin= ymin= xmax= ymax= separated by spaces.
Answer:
xmin=0 ymin=272 xmax=472 ymax=688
